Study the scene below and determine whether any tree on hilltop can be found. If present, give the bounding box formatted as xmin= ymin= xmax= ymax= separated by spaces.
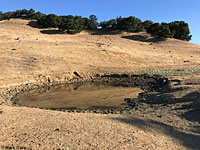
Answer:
xmin=59 ymin=16 xmax=83 ymax=34
xmin=35 ymin=11 xmax=44 ymax=20
xmin=37 ymin=14 xmax=61 ymax=28
xmin=147 ymin=23 xmax=174 ymax=39
xmin=169 ymin=21 xmax=192 ymax=41
xmin=88 ymin=15 xmax=98 ymax=30
xmin=27 ymin=8 xmax=36 ymax=19
xmin=116 ymin=16 xmax=143 ymax=32
xmin=99 ymin=21 xmax=108 ymax=29
xmin=143 ymin=20 xmax=153 ymax=31
xmin=147 ymin=23 xmax=160 ymax=36
xmin=0 ymin=11 xmax=3 ymax=20
xmin=158 ymin=23 xmax=174 ymax=38
xmin=0 ymin=9 xmax=193 ymax=38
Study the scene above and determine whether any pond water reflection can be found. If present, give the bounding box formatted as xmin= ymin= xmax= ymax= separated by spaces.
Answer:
xmin=15 ymin=83 xmax=143 ymax=110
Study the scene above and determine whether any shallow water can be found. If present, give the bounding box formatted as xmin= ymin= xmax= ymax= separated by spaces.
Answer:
xmin=15 ymin=83 xmax=143 ymax=110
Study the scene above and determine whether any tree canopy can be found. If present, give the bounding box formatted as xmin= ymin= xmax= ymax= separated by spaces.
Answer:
xmin=0 ymin=9 xmax=192 ymax=40
xmin=147 ymin=22 xmax=191 ymax=40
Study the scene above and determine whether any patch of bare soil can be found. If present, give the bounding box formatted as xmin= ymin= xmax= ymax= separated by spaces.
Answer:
xmin=0 ymin=19 xmax=200 ymax=150
xmin=126 ymin=74 xmax=200 ymax=149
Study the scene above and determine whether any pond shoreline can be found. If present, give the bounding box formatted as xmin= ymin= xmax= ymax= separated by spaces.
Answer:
xmin=2 ymin=74 xmax=170 ymax=115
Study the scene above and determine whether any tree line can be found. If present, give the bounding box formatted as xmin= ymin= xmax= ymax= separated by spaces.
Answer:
xmin=99 ymin=18 xmax=192 ymax=41
xmin=0 ymin=9 xmax=192 ymax=41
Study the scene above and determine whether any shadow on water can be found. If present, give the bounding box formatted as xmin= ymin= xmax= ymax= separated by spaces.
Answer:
xmin=111 ymin=116 xmax=200 ymax=150
xmin=14 ymin=82 xmax=142 ymax=111
xmin=122 ymin=35 xmax=165 ymax=43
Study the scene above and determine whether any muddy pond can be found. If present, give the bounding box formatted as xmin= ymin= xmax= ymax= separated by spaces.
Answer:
xmin=15 ymin=82 xmax=143 ymax=111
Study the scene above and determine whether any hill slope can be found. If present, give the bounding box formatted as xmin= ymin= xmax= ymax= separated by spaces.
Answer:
xmin=0 ymin=19 xmax=200 ymax=86
xmin=0 ymin=19 xmax=200 ymax=150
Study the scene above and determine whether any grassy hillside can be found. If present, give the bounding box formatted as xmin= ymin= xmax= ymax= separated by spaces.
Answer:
xmin=0 ymin=19 xmax=200 ymax=86
xmin=0 ymin=18 xmax=200 ymax=150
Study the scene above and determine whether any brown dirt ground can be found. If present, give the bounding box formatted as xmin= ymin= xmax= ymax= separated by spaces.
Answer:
xmin=0 ymin=19 xmax=200 ymax=150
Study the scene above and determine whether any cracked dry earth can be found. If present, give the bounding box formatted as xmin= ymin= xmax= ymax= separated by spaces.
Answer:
xmin=0 ymin=19 xmax=200 ymax=150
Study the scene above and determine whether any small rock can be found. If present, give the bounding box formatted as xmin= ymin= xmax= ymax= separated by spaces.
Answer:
xmin=184 ymin=60 xmax=190 ymax=63
xmin=55 ymin=128 xmax=60 ymax=132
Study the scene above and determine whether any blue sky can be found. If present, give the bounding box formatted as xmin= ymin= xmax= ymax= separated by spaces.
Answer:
xmin=0 ymin=0 xmax=199 ymax=45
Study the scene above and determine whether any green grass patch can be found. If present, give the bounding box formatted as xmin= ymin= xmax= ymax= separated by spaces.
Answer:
xmin=138 ymin=67 xmax=200 ymax=76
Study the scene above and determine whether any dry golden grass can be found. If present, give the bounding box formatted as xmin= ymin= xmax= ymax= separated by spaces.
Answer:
xmin=0 ymin=19 xmax=200 ymax=150
xmin=0 ymin=19 xmax=200 ymax=86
